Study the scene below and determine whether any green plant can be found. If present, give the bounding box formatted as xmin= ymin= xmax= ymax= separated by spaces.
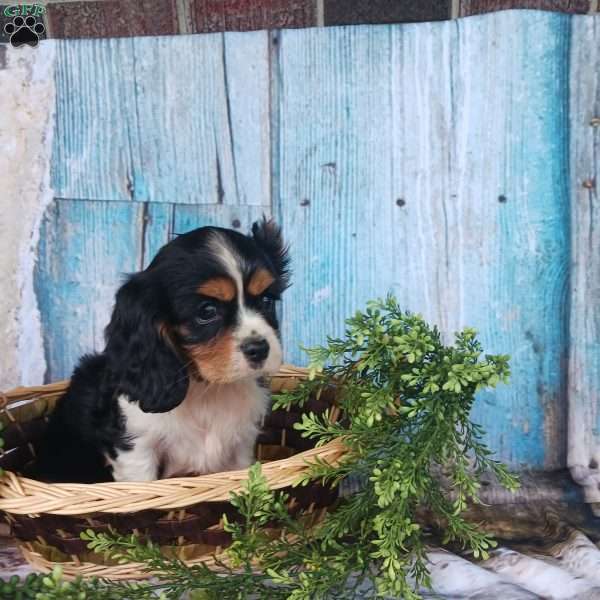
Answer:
xmin=0 ymin=296 xmax=518 ymax=599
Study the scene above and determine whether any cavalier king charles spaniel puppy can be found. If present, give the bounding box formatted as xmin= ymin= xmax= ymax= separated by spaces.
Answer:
xmin=33 ymin=218 xmax=290 ymax=483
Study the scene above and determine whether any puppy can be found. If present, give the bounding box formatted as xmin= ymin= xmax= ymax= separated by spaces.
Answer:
xmin=32 ymin=218 xmax=290 ymax=483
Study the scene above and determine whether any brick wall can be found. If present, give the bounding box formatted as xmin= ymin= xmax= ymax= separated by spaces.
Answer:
xmin=0 ymin=0 xmax=597 ymax=42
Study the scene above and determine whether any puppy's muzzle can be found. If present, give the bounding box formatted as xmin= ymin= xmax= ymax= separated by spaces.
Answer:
xmin=240 ymin=336 xmax=270 ymax=368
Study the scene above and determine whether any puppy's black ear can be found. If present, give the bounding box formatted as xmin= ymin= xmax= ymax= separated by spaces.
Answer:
xmin=251 ymin=216 xmax=291 ymax=291
xmin=104 ymin=273 xmax=188 ymax=413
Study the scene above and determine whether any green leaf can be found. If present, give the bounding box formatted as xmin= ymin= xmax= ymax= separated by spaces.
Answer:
xmin=17 ymin=295 xmax=516 ymax=600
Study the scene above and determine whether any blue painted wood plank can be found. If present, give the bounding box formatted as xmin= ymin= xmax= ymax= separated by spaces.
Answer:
xmin=52 ymin=38 xmax=139 ymax=202
xmin=52 ymin=33 xmax=270 ymax=206
xmin=274 ymin=12 xmax=570 ymax=468
xmin=454 ymin=12 xmax=571 ymax=470
xmin=34 ymin=199 xmax=144 ymax=381
xmin=173 ymin=204 xmax=268 ymax=236
xmin=275 ymin=22 xmax=457 ymax=363
xmin=141 ymin=203 xmax=174 ymax=269
xmin=567 ymin=16 xmax=600 ymax=501
xmin=274 ymin=24 xmax=399 ymax=355
xmin=132 ymin=32 xmax=270 ymax=205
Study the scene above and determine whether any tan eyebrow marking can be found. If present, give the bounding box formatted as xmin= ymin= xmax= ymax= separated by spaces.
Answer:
xmin=197 ymin=277 xmax=236 ymax=302
xmin=247 ymin=268 xmax=275 ymax=296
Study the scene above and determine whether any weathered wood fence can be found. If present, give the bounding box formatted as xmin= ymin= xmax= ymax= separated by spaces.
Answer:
xmin=34 ymin=12 xmax=600 ymax=498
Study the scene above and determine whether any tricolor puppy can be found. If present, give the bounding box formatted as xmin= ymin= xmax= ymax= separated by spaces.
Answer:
xmin=33 ymin=219 xmax=290 ymax=483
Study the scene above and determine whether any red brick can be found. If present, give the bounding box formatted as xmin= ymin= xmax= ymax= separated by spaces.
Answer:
xmin=46 ymin=0 xmax=178 ymax=40
xmin=324 ymin=0 xmax=451 ymax=26
xmin=189 ymin=0 xmax=316 ymax=33
xmin=459 ymin=0 xmax=590 ymax=16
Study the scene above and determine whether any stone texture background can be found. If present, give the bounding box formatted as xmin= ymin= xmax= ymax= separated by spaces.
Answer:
xmin=0 ymin=43 xmax=55 ymax=391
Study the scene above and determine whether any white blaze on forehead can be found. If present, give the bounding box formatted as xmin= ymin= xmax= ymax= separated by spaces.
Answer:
xmin=207 ymin=231 xmax=282 ymax=376
xmin=208 ymin=232 xmax=245 ymax=302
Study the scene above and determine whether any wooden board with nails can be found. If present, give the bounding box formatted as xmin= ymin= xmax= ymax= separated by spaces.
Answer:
xmin=274 ymin=13 xmax=571 ymax=469
xmin=36 ymin=11 xmax=600 ymax=472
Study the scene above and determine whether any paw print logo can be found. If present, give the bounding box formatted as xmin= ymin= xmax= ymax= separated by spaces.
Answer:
xmin=4 ymin=15 xmax=45 ymax=48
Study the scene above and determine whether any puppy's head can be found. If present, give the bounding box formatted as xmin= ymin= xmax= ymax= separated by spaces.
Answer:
xmin=104 ymin=218 xmax=290 ymax=413
xmin=167 ymin=218 xmax=290 ymax=383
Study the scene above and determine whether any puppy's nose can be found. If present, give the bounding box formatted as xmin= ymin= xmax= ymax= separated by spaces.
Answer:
xmin=241 ymin=336 xmax=270 ymax=366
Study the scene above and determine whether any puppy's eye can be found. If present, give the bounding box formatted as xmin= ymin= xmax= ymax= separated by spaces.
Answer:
xmin=195 ymin=301 xmax=219 ymax=324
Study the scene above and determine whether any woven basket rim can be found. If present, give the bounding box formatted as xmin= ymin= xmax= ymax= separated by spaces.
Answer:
xmin=0 ymin=364 xmax=348 ymax=516
xmin=0 ymin=364 xmax=309 ymax=407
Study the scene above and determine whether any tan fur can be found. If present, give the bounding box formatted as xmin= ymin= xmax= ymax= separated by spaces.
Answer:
xmin=247 ymin=268 xmax=275 ymax=297
xmin=186 ymin=333 xmax=236 ymax=382
xmin=158 ymin=322 xmax=179 ymax=353
xmin=197 ymin=277 xmax=236 ymax=302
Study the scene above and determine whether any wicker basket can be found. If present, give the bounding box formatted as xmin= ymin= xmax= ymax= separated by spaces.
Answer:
xmin=0 ymin=365 xmax=346 ymax=579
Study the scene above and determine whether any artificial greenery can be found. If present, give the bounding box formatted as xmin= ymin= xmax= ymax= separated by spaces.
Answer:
xmin=0 ymin=296 xmax=518 ymax=599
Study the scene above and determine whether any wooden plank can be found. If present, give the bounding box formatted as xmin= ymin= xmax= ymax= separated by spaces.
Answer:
xmin=274 ymin=12 xmax=571 ymax=468
xmin=132 ymin=31 xmax=270 ymax=205
xmin=222 ymin=32 xmax=272 ymax=206
xmin=53 ymin=33 xmax=270 ymax=206
xmin=274 ymin=24 xmax=401 ymax=357
xmin=52 ymin=38 xmax=139 ymax=201
xmin=141 ymin=203 xmax=175 ymax=269
xmin=34 ymin=199 xmax=144 ymax=381
xmin=417 ymin=470 xmax=600 ymax=542
xmin=173 ymin=204 xmax=268 ymax=235
xmin=452 ymin=12 xmax=571 ymax=470
xmin=568 ymin=16 xmax=600 ymax=503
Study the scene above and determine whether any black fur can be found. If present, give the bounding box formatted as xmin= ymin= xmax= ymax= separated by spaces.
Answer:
xmin=31 ymin=220 xmax=290 ymax=483
xmin=251 ymin=217 xmax=291 ymax=295
xmin=104 ymin=272 xmax=189 ymax=414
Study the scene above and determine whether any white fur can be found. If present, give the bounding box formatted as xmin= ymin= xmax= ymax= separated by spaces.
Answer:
xmin=108 ymin=378 xmax=270 ymax=481
xmin=209 ymin=232 xmax=245 ymax=294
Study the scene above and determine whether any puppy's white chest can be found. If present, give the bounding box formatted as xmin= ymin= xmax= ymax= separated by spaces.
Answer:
xmin=115 ymin=379 xmax=269 ymax=481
